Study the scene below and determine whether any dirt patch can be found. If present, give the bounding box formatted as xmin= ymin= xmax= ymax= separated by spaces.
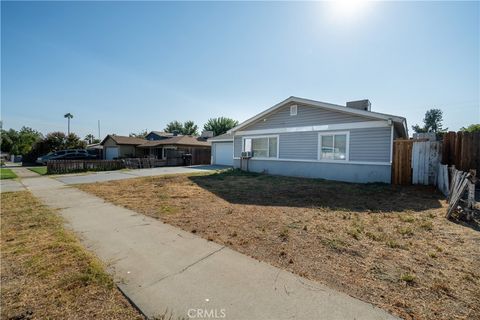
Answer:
xmin=77 ymin=170 xmax=480 ymax=320
xmin=0 ymin=191 xmax=144 ymax=320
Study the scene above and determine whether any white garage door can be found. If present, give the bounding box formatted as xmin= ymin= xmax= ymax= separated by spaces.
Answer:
xmin=105 ymin=147 xmax=119 ymax=160
xmin=213 ymin=142 xmax=233 ymax=166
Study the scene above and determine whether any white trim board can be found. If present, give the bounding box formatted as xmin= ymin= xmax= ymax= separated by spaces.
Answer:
xmin=233 ymin=157 xmax=390 ymax=166
xmin=235 ymin=120 xmax=388 ymax=136
xmin=210 ymin=139 xmax=234 ymax=142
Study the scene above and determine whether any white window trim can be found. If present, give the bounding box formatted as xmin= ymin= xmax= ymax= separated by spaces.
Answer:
xmin=242 ymin=135 xmax=279 ymax=159
xmin=317 ymin=131 xmax=350 ymax=162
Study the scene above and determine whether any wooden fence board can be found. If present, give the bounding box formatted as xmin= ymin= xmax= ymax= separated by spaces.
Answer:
xmin=442 ymin=131 xmax=479 ymax=173
xmin=392 ymin=140 xmax=413 ymax=185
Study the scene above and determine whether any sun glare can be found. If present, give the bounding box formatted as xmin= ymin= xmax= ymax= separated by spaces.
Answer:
xmin=329 ymin=0 xmax=371 ymax=22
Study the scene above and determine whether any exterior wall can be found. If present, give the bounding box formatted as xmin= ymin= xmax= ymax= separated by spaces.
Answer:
xmin=242 ymin=103 xmax=377 ymax=131
xmin=233 ymin=159 xmax=391 ymax=183
xmin=234 ymin=126 xmax=392 ymax=163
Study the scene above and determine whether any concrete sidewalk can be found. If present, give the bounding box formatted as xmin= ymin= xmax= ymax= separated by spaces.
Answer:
xmin=22 ymin=176 xmax=397 ymax=320
xmin=0 ymin=167 xmax=39 ymax=193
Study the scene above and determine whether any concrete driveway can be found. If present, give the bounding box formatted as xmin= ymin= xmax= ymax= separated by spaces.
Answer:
xmin=54 ymin=165 xmax=231 ymax=185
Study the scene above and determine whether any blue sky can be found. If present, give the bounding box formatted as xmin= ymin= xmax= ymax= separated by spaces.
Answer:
xmin=1 ymin=1 xmax=479 ymax=138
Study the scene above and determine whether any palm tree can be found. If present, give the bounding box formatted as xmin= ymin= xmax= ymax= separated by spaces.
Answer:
xmin=84 ymin=134 xmax=95 ymax=144
xmin=64 ymin=113 xmax=73 ymax=135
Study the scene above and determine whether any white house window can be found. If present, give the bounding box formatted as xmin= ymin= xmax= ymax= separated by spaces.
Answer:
xmin=290 ymin=105 xmax=297 ymax=116
xmin=319 ymin=132 xmax=348 ymax=161
xmin=244 ymin=136 xmax=278 ymax=158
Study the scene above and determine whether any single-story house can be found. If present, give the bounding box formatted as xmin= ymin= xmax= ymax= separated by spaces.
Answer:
xmin=209 ymin=133 xmax=234 ymax=166
xmin=137 ymin=135 xmax=211 ymax=164
xmin=224 ymin=96 xmax=408 ymax=183
xmin=100 ymin=133 xmax=211 ymax=165
xmin=101 ymin=135 xmax=147 ymax=160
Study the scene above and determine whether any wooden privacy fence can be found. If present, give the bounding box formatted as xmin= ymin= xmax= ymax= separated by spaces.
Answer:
xmin=123 ymin=157 xmax=166 ymax=169
xmin=392 ymin=131 xmax=479 ymax=189
xmin=412 ymin=140 xmax=441 ymax=185
xmin=391 ymin=140 xmax=413 ymax=185
xmin=442 ymin=131 xmax=480 ymax=173
xmin=190 ymin=148 xmax=211 ymax=165
xmin=165 ymin=148 xmax=211 ymax=166
xmin=47 ymin=160 xmax=125 ymax=174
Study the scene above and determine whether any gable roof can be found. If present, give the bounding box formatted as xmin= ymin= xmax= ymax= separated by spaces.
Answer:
xmin=209 ymin=133 xmax=233 ymax=142
xmin=147 ymin=131 xmax=174 ymax=138
xmin=229 ymin=96 xmax=408 ymax=137
xmin=100 ymin=135 xmax=147 ymax=146
xmin=137 ymin=135 xmax=210 ymax=148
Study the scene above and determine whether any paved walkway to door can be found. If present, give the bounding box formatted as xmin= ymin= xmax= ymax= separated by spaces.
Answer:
xmin=18 ymin=174 xmax=397 ymax=320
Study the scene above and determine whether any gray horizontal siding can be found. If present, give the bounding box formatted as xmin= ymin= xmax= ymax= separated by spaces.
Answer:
xmin=234 ymin=136 xmax=243 ymax=157
xmin=234 ymin=126 xmax=392 ymax=163
xmin=279 ymin=132 xmax=317 ymax=160
xmin=243 ymin=103 xmax=376 ymax=131
xmin=349 ymin=127 xmax=391 ymax=162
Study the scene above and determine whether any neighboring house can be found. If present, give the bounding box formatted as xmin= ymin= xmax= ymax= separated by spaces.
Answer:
xmin=145 ymin=131 xmax=174 ymax=141
xmin=228 ymin=96 xmax=408 ymax=183
xmin=137 ymin=135 xmax=210 ymax=162
xmin=209 ymin=133 xmax=234 ymax=166
xmin=101 ymin=135 xmax=147 ymax=160
xmin=100 ymin=132 xmax=211 ymax=164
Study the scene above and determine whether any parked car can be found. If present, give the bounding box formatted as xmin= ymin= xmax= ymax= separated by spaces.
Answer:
xmin=36 ymin=149 xmax=96 ymax=164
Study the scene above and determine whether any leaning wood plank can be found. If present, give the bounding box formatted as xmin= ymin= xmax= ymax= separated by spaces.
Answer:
xmin=446 ymin=174 xmax=470 ymax=218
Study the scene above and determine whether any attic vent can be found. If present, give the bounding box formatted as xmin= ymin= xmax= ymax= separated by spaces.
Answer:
xmin=290 ymin=105 xmax=297 ymax=116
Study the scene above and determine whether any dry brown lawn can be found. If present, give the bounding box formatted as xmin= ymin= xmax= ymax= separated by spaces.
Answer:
xmin=0 ymin=191 xmax=144 ymax=320
xmin=77 ymin=170 xmax=480 ymax=320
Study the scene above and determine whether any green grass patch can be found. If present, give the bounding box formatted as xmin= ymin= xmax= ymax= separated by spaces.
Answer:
xmin=0 ymin=168 xmax=17 ymax=179
xmin=400 ymin=273 xmax=416 ymax=284
xmin=1 ymin=191 xmax=142 ymax=319
xmin=28 ymin=166 xmax=47 ymax=175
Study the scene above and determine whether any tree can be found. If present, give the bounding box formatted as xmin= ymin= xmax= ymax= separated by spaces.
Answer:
xmin=84 ymin=134 xmax=96 ymax=144
xmin=164 ymin=120 xmax=199 ymax=135
xmin=64 ymin=113 xmax=73 ymax=135
xmin=129 ymin=130 xmax=148 ymax=138
xmin=203 ymin=117 xmax=238 ymax=136
xmin=164 ymin=121 xmax=184 ymax=134
xmin=0 ymin=126 xmax=42 ymax=155
xmin=23 ymin=131 xmax=87 ymax=163
xmin=460 ymin=124 xmax=480 ymax=133
xmin=183 ymin=121 xmax=198 ymax=136
xmin=65 ymin=133 xmax=86 ymax=149
xmin=412 ymin=108 xmax=447 ymax=134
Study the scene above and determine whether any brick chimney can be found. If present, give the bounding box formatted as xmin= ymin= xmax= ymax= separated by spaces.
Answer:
xmin=346 ymin=99 xmax=371 ymax=111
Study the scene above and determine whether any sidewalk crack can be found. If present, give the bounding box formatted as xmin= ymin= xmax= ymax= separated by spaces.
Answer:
xmin=146 ymin=246 xmax=225 ymax=288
